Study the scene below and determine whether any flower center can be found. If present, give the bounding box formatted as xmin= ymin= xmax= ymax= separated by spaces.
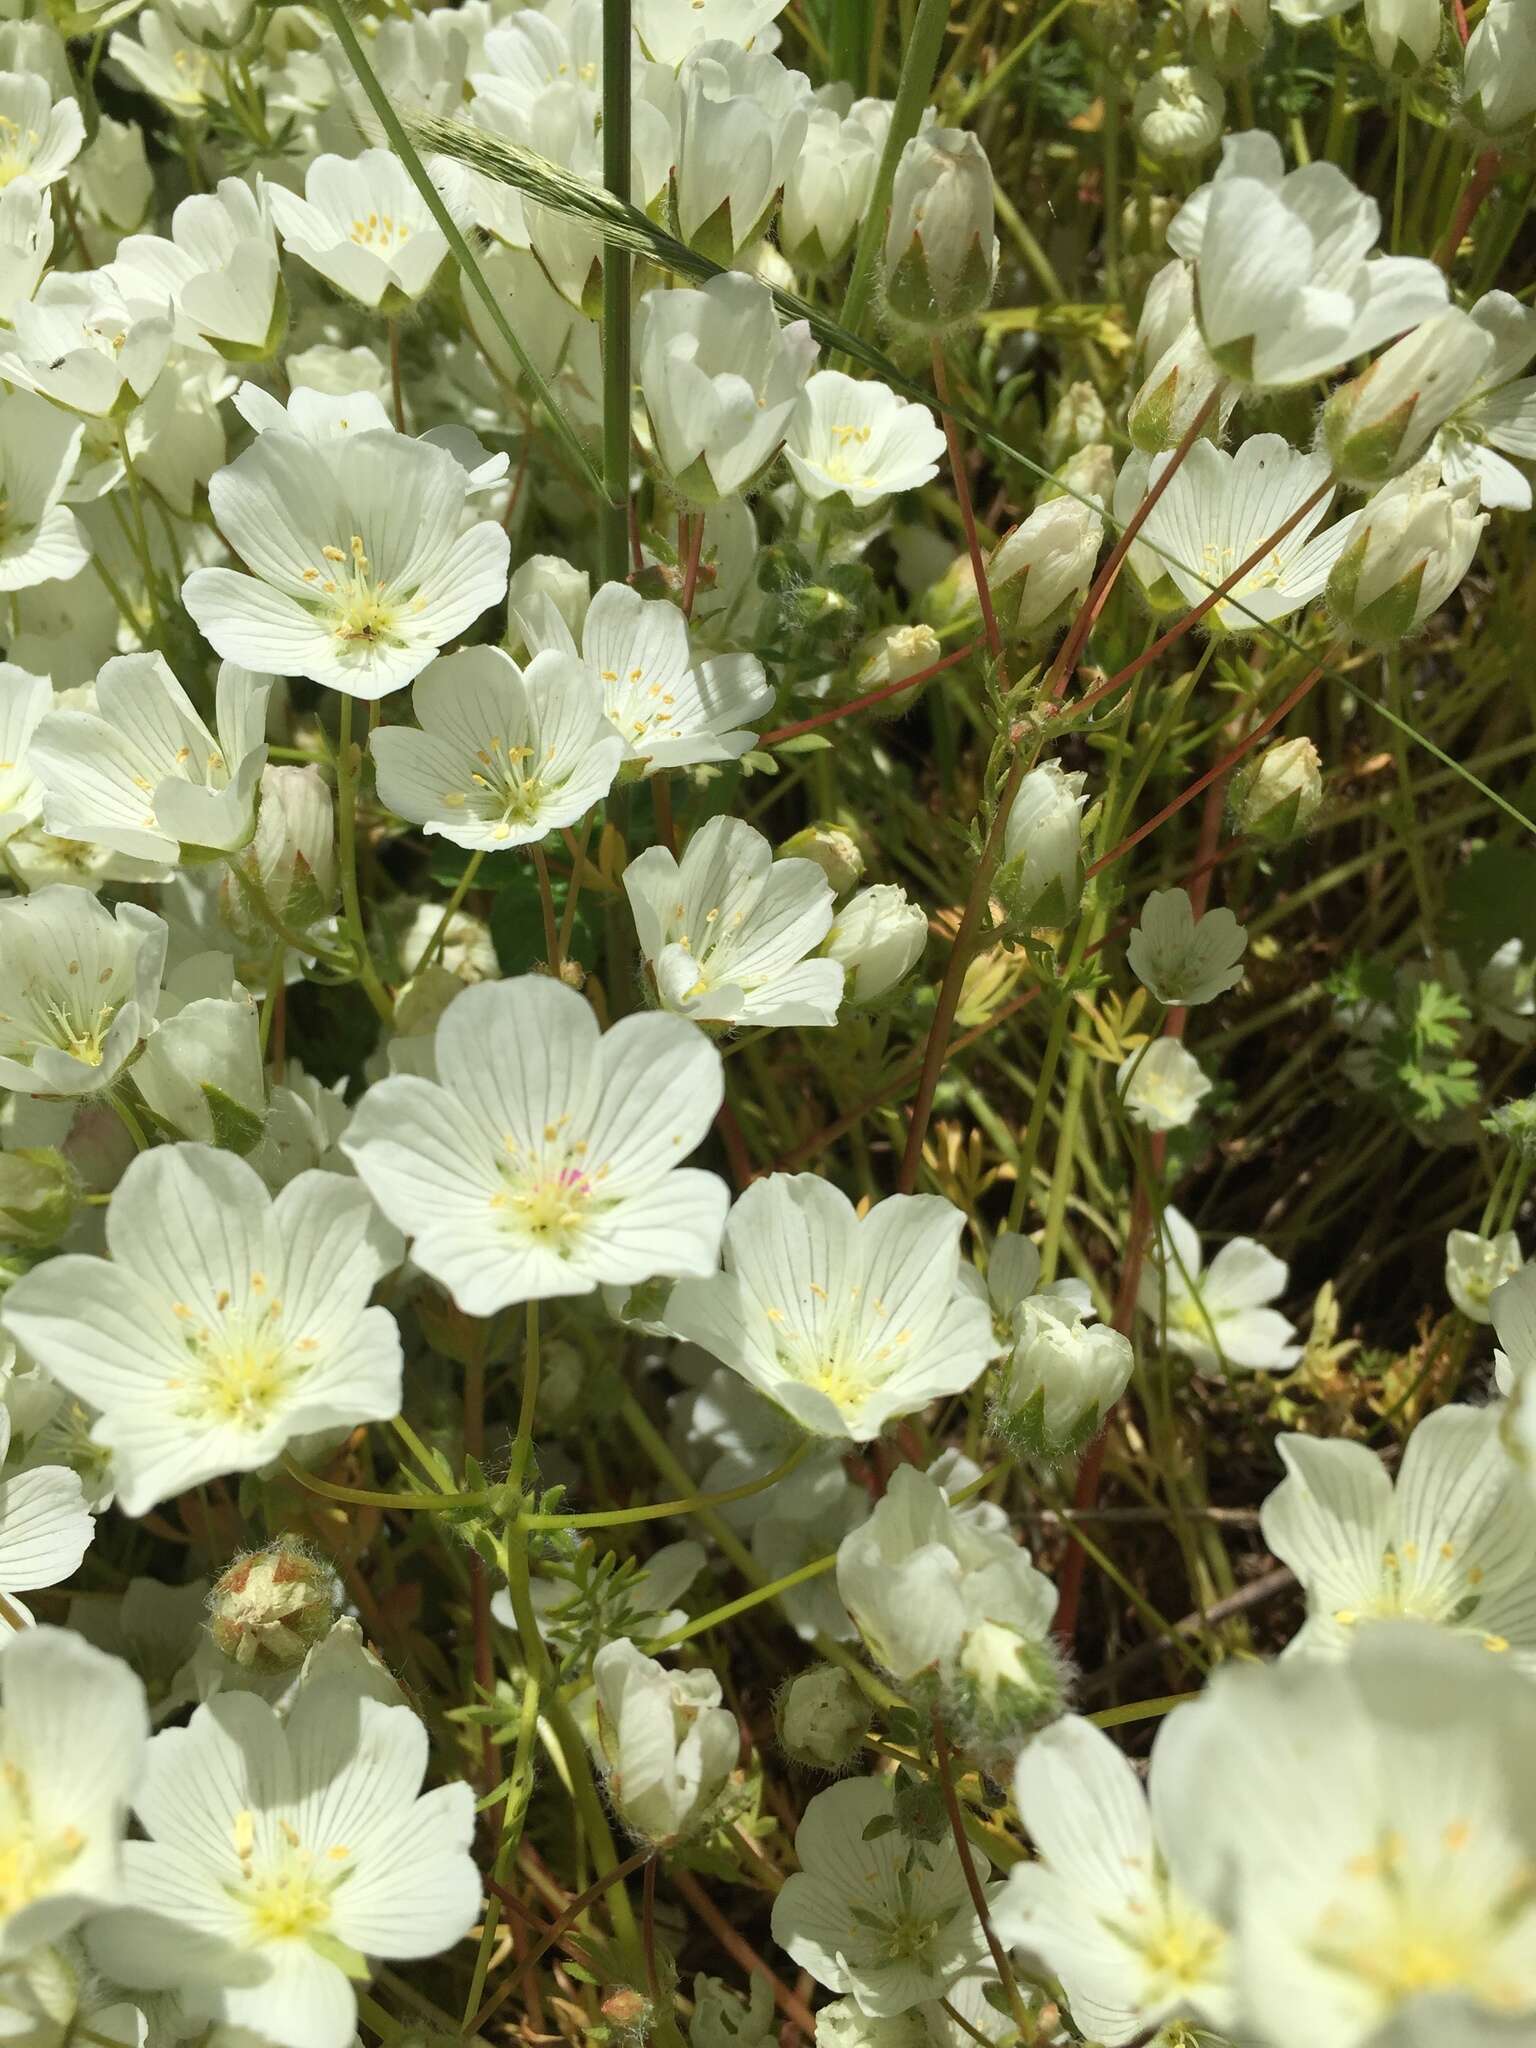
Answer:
xmin=0 ymin=1761 xmax=85 ymax=1916
xmin=300 ymin=535 xmax=415 ymax=656
xmin=0 ymin=116 xmax=40 ymax=191
xmin=493 ymin=1130 xmax=609 ymax=1254
xmin=227 ymin=1810 xmax=349 ymax=1945
xmin=167 ymin=1282 xmax=311 ymax=1429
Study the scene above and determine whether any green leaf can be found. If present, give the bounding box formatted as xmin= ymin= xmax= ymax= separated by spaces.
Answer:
xmin=202 ymin=1084 xmax=265 ymax=1157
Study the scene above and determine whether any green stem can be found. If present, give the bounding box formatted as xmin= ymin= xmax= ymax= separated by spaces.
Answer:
xmin=461 ymin=1669 xmax=541 ymax=2029
xmin=639 ymin=1551 xmax=838 ymax=1655
xmin=523 ymin=1437 xmax=812 ymax=1529
xmin=281 ymin=1452 xmax=500 ymax=1514
xmin=416 ymin=849 xmax=485 ymax=974
xmin=600 ymin=0 xmax=632 ymax=584
xmin=116 ymin=428 xmax=166 ymax=648
xmin=509 ymin=1299 xmax=541 ymax=1492
xmin=335 ymin=697 xmax=393 ymax=1022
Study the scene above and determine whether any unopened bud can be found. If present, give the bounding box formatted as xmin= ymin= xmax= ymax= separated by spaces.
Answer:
xmin=1186 ymin=0 xmax=1269 ymax=73
xmin=824 ymin=885 xmax=928 ymax=1004
xmin=1134 ymin=65 xmax=1226 ymax=159
xmin=1462 ymin=0 xmax=1536 ymax=138
xmin=987 ymin=499 xmax=1103 ymax=645
xmin=778 ymin=1665 xmax=868 ymax=1771
xmin=946 ymin=1622 xmax=1066 ymax=1748
xmin=778 ymin=823 xmax=865 ymax=895
xmin=852 ymin=622 xmax=941 ymax=714
xmin=1230 ymin=736 xmax=1324 ymax=845
xmin=0 ymin=1148 xmax=76 ymax=1251
xmin=1044 ymin=381 xmax=1110 ymax=466
xmin=1365 ymin=0 xmax=1441 ymax=74
xmin=997 ymin=760 xmax=1088 ymax=926
xmin=994 ymin=1301 xmax=1135 ymax=1461
xmin=883 ymin=129 xmax=998 ymax=335
xmin=1322 ymin=309 xmax=1494 ymax=486
xmin=209 ymin=1537 xmax=340 ymax=1671
xmin=1129 ymin=319 xmax=1228 ymax=453
xmin=1327 ymin=466 xmax=1487 ymax=644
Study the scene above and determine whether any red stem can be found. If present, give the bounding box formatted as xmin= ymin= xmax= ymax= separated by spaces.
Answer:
xmin=932 ymin=340 xmax=1005 ymax=664
xmin=759 ymin=641 xmax=978 ymax=747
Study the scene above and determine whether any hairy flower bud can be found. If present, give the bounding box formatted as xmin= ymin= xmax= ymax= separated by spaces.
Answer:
xmin=209 ymin=1537 xmax=340 ymax=1671
xmin=946 ymin=1619 xmax=1067 ymax=1753
xmin=1463 ymin=0 xmax=1536 ymax=136
xmin=1327 ymin=466 xmax=1487 ymax=644
xmin=778 ymin=822 xmax=865 ymax=894
xmin=994 ymin=1299 xmax=1135 ymax=1459
xmin=778 ymin=1665 xmax=868 ymax=1771
xmin=852 ymin=622 xmax=941 ymax=713
xmin=997 ymin=760 xmax=1088 ymax=926
xmin=1134 ymin=65 xmax=1226 ymax=159
xmin=1044 ymin=381 xmax=1109 ymax=467
xmin=1129 ymin=318 xmax=1228 ymax=453
xmin=987 ymin=499 xmax=1103 ymax=645
xmin=1322 ymin=309 xmax=1494 ymax=485
xmin=824 ymin=884 xmax=928 ymax=1003
xmin=1229 ymin=735 xmax=1324 ymax=845
xmin=883 ymin=129 xmax=998 ymax=335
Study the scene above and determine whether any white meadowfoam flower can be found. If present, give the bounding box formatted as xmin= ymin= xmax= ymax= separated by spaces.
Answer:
xmin=1135 ymin=434 xmax=1348 ymax=632
xmin=1117 ymin=1038 xmax=1212 ymax=1132
xmin=343 ymin=975 xmax=727 ymax=1316
xmin=883 ymin=128 xmax=999 ymax=335
xmin=0 ymin=74 xmax=84 ymax=191
xmin=1323 ymin=308 xmax=1496 ymax=487
xmin=0 ymin=1408 xmax=94 ymax=1633
xmin=673 ymin=43 xmax=809 ymax=264
xmin=515 ymin=578 xmax=774 ymax=771
xmin=636 ymin=272 xmax=818 ymax=505
xmin=986 ymin=498 xmax=1104 ymax=644
xmin=785 ymin=372 xmax=946 ymax=511
xmin=0 ymin=1627 xmax=147 ymax=1961
xmin=995 ymin=1290 xmax=1133 ymax=1460
xmin=635 ymin=0 xmax=789 ymax=64
xmin=183 ymin=428 xmax=511 ymax=700
xmin=1167 ymin=130 xmax=1447 ymax=387
xmin=593 ymin=1640 xmax=739 ymax=1844
xmin=998 ymin=760 xmax=1087 ymax=926
xmin=835 ymin=1463 xmax=1057 ymax=1684
xmin=1 ymin=1145 xmax=404 ymax=1516
xmin=71 ymin=113 xmax=153 ymax=233
xmin=771 ymin=1776 xmax=994 ymax=2016
xmin=266 ymin=150 xmax=469 ymax=314
xmin=664 ymin=1175 xmax=997 ymax=1440
xmin=1187 ymin=0 xmax=1269 ymax=66
xmin=1134 ymin=65 xmax=1226 ymax=160
xmin=1139 ymin=1204 xmax=1301 ymax=1373
xmin=0 ymin=269 xmax=173 ymax=419
xmin=1127 ymin=888 xmax=1247 ymax=1006
xmin=0 ymin=662 xmax=49 ymax=845
xmin=1493 ymin=1265 xmax=1536 ymax=1497
xmin=371 ymin=646 xmax=622 ymax=852
xmin=0 ymin=179 xmax=51 ymax=323
xmin=85 ymin=1682 xmax=479 ymax=2048
xmin=0 ymin=392 xmax=89 ymax=594
xmin=1327 ymin=461 xmax=1487 ymax=644
xmin=1463 ymin=0 xmax=1536 ymax=135
xmin=781 ymin=98 xmax=886 ymax=274
xmin=108 ymin=9 xmax=228 ymax=119
xmin=0 ymin=887 xmax=167 ymax=1098
xmin=1433 ymin=290 xmax=1536 ymax=513
xmin=110 ymin=177 xmax=283 ymax=361
xmin=1158 ymin=1625 xmax=1536 ymax=2045
xmin=1000 ymin=1713 xmax=1232 ymax=2046
xmin=1366 ymin=0 xmax=1441 ymax=72
xmin=1446 ymin=1228 xmax=1522 ymax=1324
xmin=1261 ymin=1403 xmax=1536 ymax=1669
xmin=824 ymin=885 xmax=928 ymax=1004
xmin=624 ymin=816 xmax=843 ymax=1029
xmin=31 ymin=654 xmax=269 ymax=865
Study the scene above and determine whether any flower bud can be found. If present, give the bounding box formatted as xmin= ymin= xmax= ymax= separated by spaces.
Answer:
xmin=1229 ymin=735 xmax=1323 ymax=845
xmin=997 ymin=760 xmax=1088 ymax=927
xmin=1044 ymin=381 xmax=1109 ymax=467
xmin=852 ymin=622 xmax=941 ymax=714
xmin=1326 ymin=466 xmax=1487 ymax=644
xmin=1037 ymin=443 xmax=1116 ymax=512
xmin=824 ymin=885 xmax=928 ymax=1003
xmin=777 ymin=1665 xmax=868 ymax=1772
xmin=1322 ymin=309 xmax=1495 ymax=486
xmin=1365 ymin=0 xmax=1441 ymax=74
xmin=1445 ymin=1227 xmax=1522 ymax=1324
xmin=781 ymin=101 xmax=883 ymax=276
xmin=1186 ymin=0 xmax=1269 ymax=72
xmin=1134 ymin=65 xmax=1226 ymax=159
xmin=778 ymin=822 xmax=864 ymax=895
xmin=226 ymin=765 xmax=337 ymax=943
xmin=883 ymin=129 xmax=998 ymax=336
xmin=986 ymin=499 xmax=1103 ymax=646
xmin=949 ymin=1620 xmax=1065 ymax=1739
xmin=594 ymin=1640 xmax=738 ymax=1844
xmin=1136 ymin=259 xmax=1196 ymax=377
xmin=918 ymin=552 xmax=980 ymax=633
xmin=0 ymin=1147 xmax=76 ymax=1251
xmin=1129 ymin=319 xmax=1228 ymax=454
xmin=994 ymin=1299 xmax=1134 ymax=1460
xmin=209 ymin=1538 xmax=340 ymax=1671
xmin=692 ymin=1974 xmax=776 ymax=2048
xmin=507 ymin=553 xmax=590 ymax=657
xmin=1463 ymin=0 xmax=1536 ymax=137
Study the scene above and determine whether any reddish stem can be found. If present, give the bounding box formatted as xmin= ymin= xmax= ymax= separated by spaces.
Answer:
xmin=1434 ymin=148 xmax=1503 ymax=271
xmin=759 ymin=641 xmax=978 ymax=747
xmin=932 ymin=340 xmax=1005 ymax=664
xmin=680 ymin=512 xmax=706 ymax=618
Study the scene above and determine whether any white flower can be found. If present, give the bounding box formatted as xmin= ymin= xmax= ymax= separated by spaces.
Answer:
xmin=1117 ymin=1038 xmax=1212 ymax=1132
xmin=1365 ymin=0 xmax=1441 ymax=71
xmin=1493 ymin=1264 xmax=1536 ymax=1493
xmin=0 ymin=1627 xmax=147 ymax=1960
xmin=1446 ymin=1228 xmax=1523 ymax=1324
xmin=835 ymin=1463 xmax=1057 ymax=1683
xmin=987 ymin=499 xmax=1104 ymax=644
xmin=664 ymin=1175 xmax=998 ymax=1440
xmin=824 ymin=885 xmax=928 ymax=1005
xmin=998 ymin=1713 xmax=1233 ymax=2046
xmin=771 ymin=1776 xmax=993 ymax=2016
xmin=71 ymin=114 xmax=153 ymax=233
xmin=883 ymin=128 xmax=998 ymax=334
xmin=1186 ymin=0 xmax=1269 ymax=65
xmin=266 ymin=149 xmax=469 ymax=313
xmin=1 ymin=1145 xmax=404 ymax=1515
xmin=0 ymin=392 xmax=89 ymax=594
xmin=1167 ymin=130 xmax=1447 ymax=387
xmin=1433 ymin=290 xmax=1536 ymax=512
xmin=183 ymin=426 xmax=511 ymax=700
xmin=781 ymin=99 xmax=886 ymax=274
xmin=0 ymin=178 xmax=51 ymax=323
xmin=111 ymin=177 xmax=283 ymax=360
xmin=1463 ymin=0 xmax=1536 ymax=134
xmin=86 ymin=1682 xmax=479 ymax=2048
xmin=1138 ymin=1203 xmax=1301 ymax=1372
xmin=784 ymin=373 xmax=946 ymax=510
xmin=636 ymin=272 xmax=818 ymax=504
xmin=515 ymin=577 xmax=774 ymax=771
xmin=1261 ymin=1403 xmax=1536 ymax=1668
xmin=343 ymin=976 xmax=728 ymax=1316
xmin=0 ymin=886 xmax=167 ymax=1098
xmin=673 ymin=43 xmax=809 ymax=264
xmin=1134 ymin=66 xmax=1226 ymax=160
xmin=995 ymin=1294 xmax=1133 ymax=1459
xmin=1159 ymin=1625 xmax=1536 ymax=2045
xmin=1323 ymin=308 xmax=1496 ymax=486
xmin=1135 ymin=435 xmax=1349 ymax=632
xmin=31 ymin=654 xmax=269 ymax=864
xmin=1327 ymin=461 xmax=1487 ymax=643
xmin=624 ymin=815 xmax=844 ymax=1028
xmin=0 ymin=1407 xmax=94 ymax=1633
xmin=634 ymin=0 xmax=789 ymax=63
xmin=1478 ymin=936 xmax=1536 ymax=1044
xmin=998 ymin=760 xmax=1087 ymax=925
xmin=0 ymin=663 xmax=49 ymax=846
xmin=0 ymin=269 xmax=173 ymax=419
xmin=108 ymin=9 xmax=228 ymax=118
xmin=130 ymin=955 xmax=266 ymax=1148
xmin=1127 ymin=888 xmax=1247 ymax=1005
xmin=592 ymin=1639 xmax=739 ymax=1844
xmin=0 ymin=74 xmax=84 ymax=191
xmin=371 ymin=645 xmax=621 ymax=852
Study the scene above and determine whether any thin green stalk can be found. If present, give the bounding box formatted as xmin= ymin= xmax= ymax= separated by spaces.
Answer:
xmin=116 ymin=428 xmax=166 ymax=647
xmin=509 ymin=1299 xmax=541 ymax=1492
xmin=416 ymin=849 xmax=485 ymax=974
xmin=639 ymin=1552 xmax=839 ymax=1654
xmin=600 ymin=0 xmax=632 ymax=584
xmin=955 ymin=0 xmax=1074 ymax=120
xmin=462 ymin=1669 xmax=542 ymax=2029
xmin=523 ymin=1438 xmax=811 ymax=1528
xmin=335 ymin=697 xmax=393 ymax=1022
